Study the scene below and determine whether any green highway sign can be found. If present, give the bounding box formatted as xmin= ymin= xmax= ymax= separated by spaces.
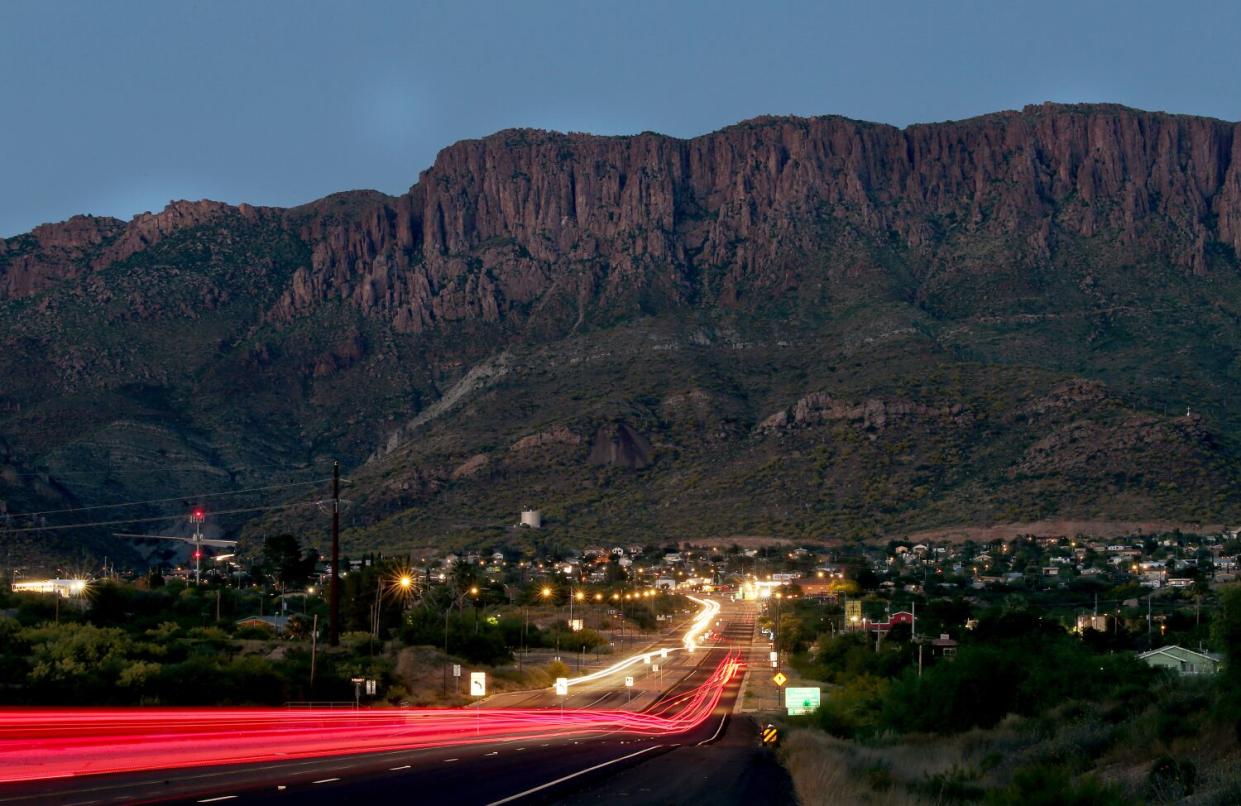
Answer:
xmin=784 ymin=686 xmax=821 ymax=716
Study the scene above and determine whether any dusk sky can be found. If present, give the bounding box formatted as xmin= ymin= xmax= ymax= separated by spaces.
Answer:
xmin=2 ymin=0 xmax=1238 ymax=236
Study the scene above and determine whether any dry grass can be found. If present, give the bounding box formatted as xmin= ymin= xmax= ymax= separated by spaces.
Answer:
xmin=780 ymin=730 xmax=925 ymax=805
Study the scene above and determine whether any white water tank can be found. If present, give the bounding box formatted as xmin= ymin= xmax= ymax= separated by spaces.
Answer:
xmin=520 ymin=509 xmax=542 ymax=528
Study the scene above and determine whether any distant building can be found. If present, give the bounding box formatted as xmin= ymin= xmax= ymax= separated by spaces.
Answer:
xmin=236 ymin=615 xmax=290 ymax=634
xmin=793 ymin=577 xmax=835 ymax=598
xmin=12 ymin=579 xmax=88 ymax=598
xmin=1139 ymin=645 xmax=1221 ymax=676
xmin=1075 ymin=614 xmax=1111 ymax=634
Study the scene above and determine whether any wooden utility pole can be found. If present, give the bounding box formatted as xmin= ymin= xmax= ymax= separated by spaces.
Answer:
xmin=329 ymin=461 xmax=341 ymax=646
xmin=310 ymin=614 xmax=318 ymax=688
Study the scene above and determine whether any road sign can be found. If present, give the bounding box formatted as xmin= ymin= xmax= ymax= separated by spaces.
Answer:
xmin=469 ymin=672 xmax=486 ymax=696
xmin=452 ymin=664 xmax=461 ymax=678
xmin=785 ymin=686 xmax=821 ymax=716
xmin=554 ymin=677 xmax=569 ymax=696
xmin=761 ymin=724 xmax=779 ymax=745
xmin=660 ymin=648 xmax=668 ymax=658
xmin=772 ymin=671 xmax=788 ymax=687
xmin=643 ymin=654 xmax=652 ymax=665
xmin=624 ymin=676 xmax=634 ymax=687
xmin=652 ymin=664 xmax=660 ymax=672
xmin=365 ymin=679 xmax=376 ymax=695
xmin=569 ymin=618 xmax=584 ymax=632
xmin=769 ymin=650 xmax=778 ymax=662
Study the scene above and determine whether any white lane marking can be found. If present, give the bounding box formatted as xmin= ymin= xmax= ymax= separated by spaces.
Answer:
xmin=443 ymin=758 xmax=459 ymax=763
xmin=516 ymin=747 xmax=525 ymax=751
xmin=698 ymin=711 xmax=729 ymax=745
xmin=484 ymin=751 xmax=498 ymax=756
xmin=485 ymin=745 xmax=664 ymax=806
xmin=197 ymin=798 xmax=238 ymax=803
xmin=389 ymin=765 xmax=411 ymax=771
xmin=312 ymin=778 xmax=340 ymax=784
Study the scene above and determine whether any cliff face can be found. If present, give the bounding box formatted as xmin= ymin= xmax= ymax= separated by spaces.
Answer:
xmin=6 ymin=104 xmax=1239 ymax=334
xmin=276 ymin=103 xmax=1241 ymax=331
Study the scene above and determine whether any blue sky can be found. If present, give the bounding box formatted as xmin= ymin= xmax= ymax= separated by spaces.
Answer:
xmin=2 ymin=0 xmax=1238 ymax=236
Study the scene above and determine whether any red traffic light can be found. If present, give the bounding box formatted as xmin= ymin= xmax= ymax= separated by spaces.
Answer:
xmin=191 ymin=508 xmax=205 ymax=519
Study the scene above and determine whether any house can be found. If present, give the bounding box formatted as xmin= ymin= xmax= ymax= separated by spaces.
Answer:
xmin=867 ymin=611 xmax=916 ymax=632
xmin=1075 ymin=614 xmax=1110 ymax=633
xmin=236 ymin=615 xmax=290 ymax=634
xmin=931 ymin=634 xmax=958 ymax=657
xmin=794 ymin=577 xmax=835 ymax=597
xmin=1139 ymin=645 xmax=1222 ymax=676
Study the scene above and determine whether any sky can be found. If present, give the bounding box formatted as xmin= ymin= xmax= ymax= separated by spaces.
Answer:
xmin=2 ymin=0 xmax=1239 ymax=236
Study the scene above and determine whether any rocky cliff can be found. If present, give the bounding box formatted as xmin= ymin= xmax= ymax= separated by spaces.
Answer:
xmin=6 ymin=104 xmax=1239 ymax=332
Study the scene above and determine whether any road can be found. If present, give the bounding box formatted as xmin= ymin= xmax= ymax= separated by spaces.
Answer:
xmin=0 ymin=597 xmax=793 ymax=805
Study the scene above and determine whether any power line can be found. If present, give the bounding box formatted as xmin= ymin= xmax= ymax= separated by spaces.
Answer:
xmin=2 ymin=501 xmax=324 ymax=534
xmin=4 ymin=464 xmax=322 ymax=478
xmin=13 ymin=479 xmax=331 ymax=518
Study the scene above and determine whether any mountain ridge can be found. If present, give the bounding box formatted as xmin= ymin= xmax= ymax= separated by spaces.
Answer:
xmin=3 ymin=102 xmax=1241 ymax=566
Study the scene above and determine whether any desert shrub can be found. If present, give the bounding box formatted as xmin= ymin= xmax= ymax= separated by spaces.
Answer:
xmin=984 ymin=766 xmax=1128 ymax=806
xmin=1146 ymin=755 xmax=1196 ymax=801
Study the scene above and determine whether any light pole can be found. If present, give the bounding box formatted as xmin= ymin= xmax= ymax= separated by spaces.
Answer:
xmin=541 ymin=586 xmax=554 ymax=659
xmin=470 ymin=585 xmax=480 ymax=634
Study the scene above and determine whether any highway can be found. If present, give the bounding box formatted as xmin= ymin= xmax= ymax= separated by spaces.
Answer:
xmin=0 ymin=597 xmax=789 ymax=805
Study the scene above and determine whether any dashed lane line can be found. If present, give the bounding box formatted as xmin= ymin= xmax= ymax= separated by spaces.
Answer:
xmin=485 ymin=745 xmax=664 ymax=806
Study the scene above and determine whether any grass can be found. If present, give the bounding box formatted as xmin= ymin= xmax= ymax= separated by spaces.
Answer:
xmin=778 ymin=688 xmax=1241 ymax=805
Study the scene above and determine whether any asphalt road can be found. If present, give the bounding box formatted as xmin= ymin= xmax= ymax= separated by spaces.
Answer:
xmin=0 ymin=598 xmax=792 ymax=806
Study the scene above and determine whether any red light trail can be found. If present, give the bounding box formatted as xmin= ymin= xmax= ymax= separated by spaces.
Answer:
xmin=0 ymin=653 xmax=740 ymax=783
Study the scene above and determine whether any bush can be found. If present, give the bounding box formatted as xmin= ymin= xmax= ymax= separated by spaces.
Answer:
xmin=1147 ymin=756 xmax=1195 ymax=800
xmin=985 ymin=766 xmax=1128 ymax=806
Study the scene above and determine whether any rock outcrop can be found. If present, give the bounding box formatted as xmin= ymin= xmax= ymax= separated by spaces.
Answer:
xmin=759 ymin=393 xmax=968 ymax=434
xmin=588 ymin=423 xmax=652 ymax=469
xmin=7 ymin=104 xmax=1240 ymax=337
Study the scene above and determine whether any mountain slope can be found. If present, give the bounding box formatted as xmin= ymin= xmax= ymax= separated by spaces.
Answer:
xmin=2 ymin=103 xmax=1241 ymax=565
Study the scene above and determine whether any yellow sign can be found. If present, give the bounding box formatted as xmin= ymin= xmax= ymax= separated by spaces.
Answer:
xmin=761 ymin=725 xmax=779 ymax=744
xmin=772 ymin=671 xmax=788 ymax=687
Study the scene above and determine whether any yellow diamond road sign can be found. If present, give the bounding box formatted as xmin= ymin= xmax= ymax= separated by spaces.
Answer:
xmin=772 ymin=671 xmax=788 ymax=687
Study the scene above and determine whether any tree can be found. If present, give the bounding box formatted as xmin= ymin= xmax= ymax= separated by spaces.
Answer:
xmin=262 ymin=534 xmax=312 ymax=587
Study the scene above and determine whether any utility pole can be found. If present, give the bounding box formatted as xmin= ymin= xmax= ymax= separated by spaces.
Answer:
xmin=329 ymin=461 xmax=341 ymax=646
xmin=1147 ymin=593 xmax=1153 ymax=647
xmin=190 ymin=508 xmax=205 ymax=585
xmin=310 ymin=614 xmax=318 ymax=688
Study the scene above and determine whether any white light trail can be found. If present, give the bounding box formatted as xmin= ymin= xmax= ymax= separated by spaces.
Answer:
xmin=561 ymin=595 xmax=721 ymax=689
